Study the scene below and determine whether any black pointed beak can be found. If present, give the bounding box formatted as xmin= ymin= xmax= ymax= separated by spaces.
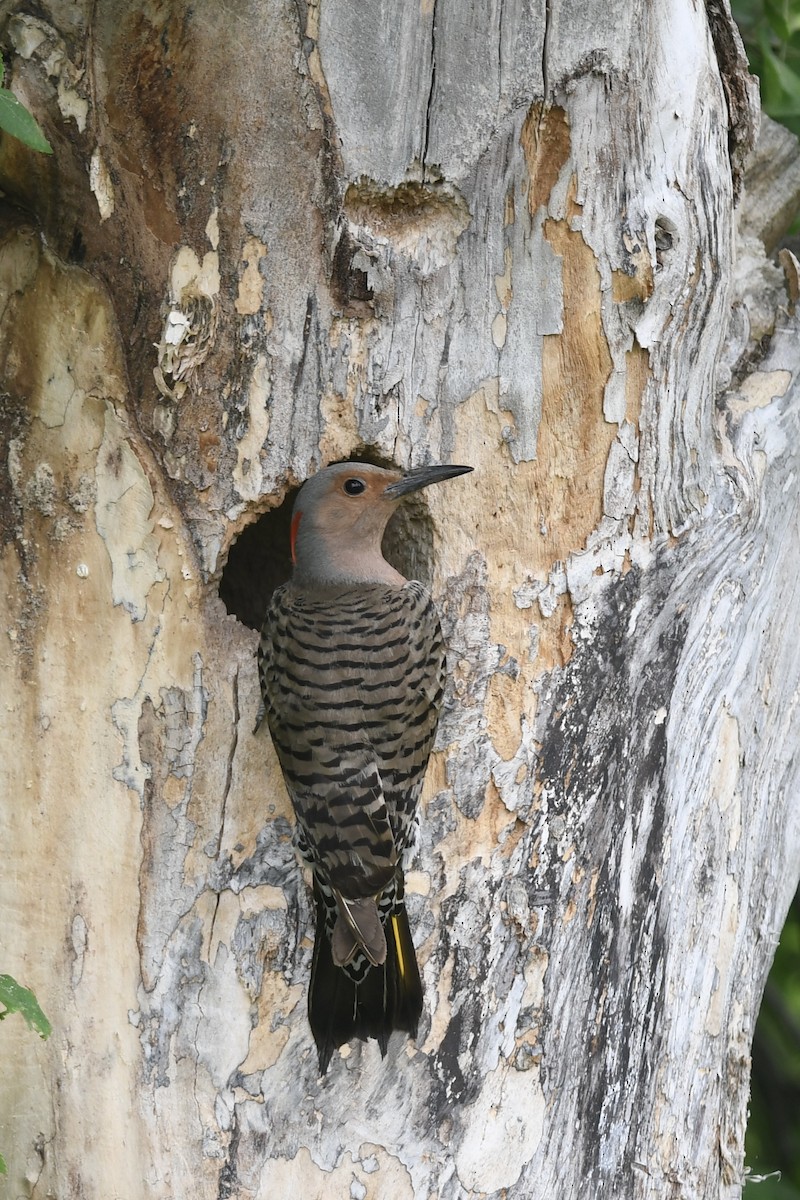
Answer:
xmin=383 ymin=463 xmax=473 ymax=499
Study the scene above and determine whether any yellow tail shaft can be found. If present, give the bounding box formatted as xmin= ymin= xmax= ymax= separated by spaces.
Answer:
xmin=391 ymin=913 xmax=406 ymax=981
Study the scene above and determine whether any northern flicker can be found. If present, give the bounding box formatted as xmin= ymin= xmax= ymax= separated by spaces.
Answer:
xmin=258 ymin=460 xmax=472 ymax=1073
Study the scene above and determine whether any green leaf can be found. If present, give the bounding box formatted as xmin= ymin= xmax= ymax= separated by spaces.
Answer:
xmin=0 ymin=89 xmax=52 ymax=154
xmin=782 ymin=11 xmax=800 ymax=35
xmin=758 ymin=32 xmax=800 ymax=115
xmin=0 ymin=1152 xmax=6 ymax=1175
xmin=765 ymin=2 xmax=790 ymax=40
xmin=768 ymin=0 xmax=800 ymax=36
xmin=0 ymin=975 xmax=52 ymax=1038
xmin=767 ymin=48 xmax=800 ymax=101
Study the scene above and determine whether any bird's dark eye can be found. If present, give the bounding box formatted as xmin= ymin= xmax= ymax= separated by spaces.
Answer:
xmin=343 ymin=478 xmax=366 ymax=496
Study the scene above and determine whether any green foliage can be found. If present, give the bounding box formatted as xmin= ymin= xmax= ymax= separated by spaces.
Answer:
xmin=0 ymin=974 xmax=51 ymax=1176
xmin=745 ymin=894 xmax=800 ymax=1193
xmin=0 ymin=974 xmax=52 ymax=1039
xmin=0 ymin=60 xmax=52 ymax=154
xmin=733 ymin=0 xmax=800 ymax=135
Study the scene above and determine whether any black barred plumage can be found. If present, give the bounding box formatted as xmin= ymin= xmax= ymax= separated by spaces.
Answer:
xmin=256 ymin=460 xmax=471 ymax=1073
xmin=259 ymin=581 xmax=443 ymax=1070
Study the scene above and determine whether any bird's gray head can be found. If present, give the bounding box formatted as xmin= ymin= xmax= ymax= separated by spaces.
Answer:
xmin=290 ymin=461 xmax=472 ymax=586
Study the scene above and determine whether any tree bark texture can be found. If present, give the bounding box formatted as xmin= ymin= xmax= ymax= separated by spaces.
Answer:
xmin=1 ymin=1 xmax=798 ymax=1198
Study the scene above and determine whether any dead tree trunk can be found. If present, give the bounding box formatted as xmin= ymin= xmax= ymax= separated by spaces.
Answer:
xmin=1 ymin=1 xmax=798 ymax=1197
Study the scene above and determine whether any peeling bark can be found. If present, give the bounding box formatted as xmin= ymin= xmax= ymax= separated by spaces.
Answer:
xmin=1 ymin=2 xmax=798 ymax=1198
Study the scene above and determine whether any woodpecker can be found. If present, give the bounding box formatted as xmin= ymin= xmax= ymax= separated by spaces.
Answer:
xmin=258 ymin=460 xmax=472 ymax=1073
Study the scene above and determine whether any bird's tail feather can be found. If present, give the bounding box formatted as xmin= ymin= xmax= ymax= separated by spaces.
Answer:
xmin=309 ymin=879 xmax=423 ymax=1074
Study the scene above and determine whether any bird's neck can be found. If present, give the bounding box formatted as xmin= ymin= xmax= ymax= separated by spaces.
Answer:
xmin=294 ymin=538 xmax=405 ymax=588
xmin=294 ymin=561 xmax=405 ymax=587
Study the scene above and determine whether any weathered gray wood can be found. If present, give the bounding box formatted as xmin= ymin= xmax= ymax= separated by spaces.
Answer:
xmin=1 ymin=1 xmax=797 ymax=1197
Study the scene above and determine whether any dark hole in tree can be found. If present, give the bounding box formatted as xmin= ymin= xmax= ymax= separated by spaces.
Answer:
xmin=218 ymin=491 xmax=294 ymax=632
xmin=218 ymin=450 xmax=436 ymax=631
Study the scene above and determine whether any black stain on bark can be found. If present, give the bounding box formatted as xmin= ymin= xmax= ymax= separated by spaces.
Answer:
xmin=534 ymin=553 xmax=691 ymax=1185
